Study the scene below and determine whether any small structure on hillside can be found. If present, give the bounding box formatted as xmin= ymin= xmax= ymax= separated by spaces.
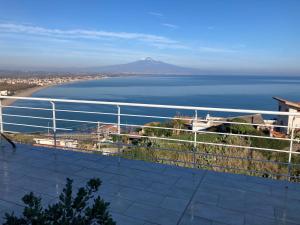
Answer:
xmin=273 ymin=97 xmax=300 ymax=134
xmin=98 ymin=124 xmax=118 ymax=137
xmin=177 ymin=114 xmax=223 ymax=131
xmin=33 ymin=138 xmax=78 ymax=148
xmin=0 ymin=90 xmax=13 ymax=96
xmin=227 ymin=114 xmax=266 ymax=129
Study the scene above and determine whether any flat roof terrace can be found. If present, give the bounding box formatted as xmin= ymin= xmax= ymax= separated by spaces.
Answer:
xmin=0 ymin=143 xmax=300 ymax=225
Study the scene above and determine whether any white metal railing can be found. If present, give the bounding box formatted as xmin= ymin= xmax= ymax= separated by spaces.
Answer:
xmin=1 ymin=96 xmax=300 ymax=180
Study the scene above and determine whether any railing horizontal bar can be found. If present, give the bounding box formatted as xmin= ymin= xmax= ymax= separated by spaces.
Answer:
xmin=3 ymin=130 xmax=20 ymax=134
xmin=195 ymin=161 xmax=292 ymax=178
xmin=3 ymin=105 xmax=52 ymax=111
xmin=2 ymin=96 xmax=300 ymax=116
xmin=119 ymin=123 xmax=291 ymax=141
xmin=196 ymin=129 xmax=290 ymax=141
xmin=2 ymin=122 xmax=51 ymax=129
xmin=114 ymin=133 xmax=299 ymax=155
xmin=56 ymin=118 xmax=116 ymax=126
xmin=53 ymin=109 xmax=296 ymax=129
xmin=56 ymin=118 xmax=98 ymax=124
xmin=56 ymin=109 xmax=195 ymax=121
xmin=208 ymin=119 xmax=292 ymax=129
xmin=3 ymin=106 xmax=293 ymax=130
xmin=109 ymin=141 xmax=300 ymax=167
xmin=2 ymin=122 xmax=71 ymax=131
xmin=119 ymin=113 xmax=188 ymax=121
xmin=56 ymin=109 xmax=117 ymax=116
xmin=157 ymin=157 xmax=292 ymax=178
xmin=51 ymin=119 xmax=290 ymax=141
xmin=2 ymin=114 xmax=52 ymax=120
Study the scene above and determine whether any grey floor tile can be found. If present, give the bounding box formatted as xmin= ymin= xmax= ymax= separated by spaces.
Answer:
xmin=117 ymin=187 xmax=165 ymax=206
xmin=179 ymin=214 xmax=212 ymax=225
xmin=125 ymin=203 xmax=181 ymax=225
xmin=112 ymin=212 xmax=146 ymax=225
xmin=160 ymin=196 xmax=189 ymax=212
xmin=186 ymin=203 xmax=245 ymax=225
xmin=105 ymin=195 xmax=134 ymax=214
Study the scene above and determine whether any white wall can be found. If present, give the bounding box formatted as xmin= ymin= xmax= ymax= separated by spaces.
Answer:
xmin=277 ymin=102 xmax=300 ymax=134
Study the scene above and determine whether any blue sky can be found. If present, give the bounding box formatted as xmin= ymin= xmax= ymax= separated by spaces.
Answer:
xmin=0 ymin=0 xmax=299 ymax=74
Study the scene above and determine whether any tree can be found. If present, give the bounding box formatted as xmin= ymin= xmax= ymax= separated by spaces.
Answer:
xmin=3 ymin=178 xmax=116 ymax=225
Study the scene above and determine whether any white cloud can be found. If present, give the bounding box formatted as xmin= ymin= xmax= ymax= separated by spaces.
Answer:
xmin=148 ymin=12 xmax=163 ymax=17
xmin=0 ymin=23 xmax=179 ymax=46
xmin=198 ymin=46 xmax=237 ymax=53
xmin=0 ymin=23 xmax=240 ymax=55
xmin=161 ymin=23 xmax=179 ymax=29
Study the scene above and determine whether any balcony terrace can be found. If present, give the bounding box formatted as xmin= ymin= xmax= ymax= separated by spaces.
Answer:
xmin=1 ymin=143 xmax=300 ymax=225
xmin=0 ymin=96 xmax=300 ymax=224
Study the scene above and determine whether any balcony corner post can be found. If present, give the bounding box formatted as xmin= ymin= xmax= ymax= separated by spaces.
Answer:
xmin=0 ymin=98 xmax=3 ymax=134
xmin=117 ymin=105 xmax=121 ymax=164
xmin=50 ymin=101 xmax=57 ymax=148
xmin=288 ymin=117 xmax=295 ymax=181
xmin=193 ymin=110 xmax=198 ymax=169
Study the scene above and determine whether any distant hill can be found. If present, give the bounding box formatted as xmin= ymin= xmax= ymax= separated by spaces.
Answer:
xmin=84 ymin=57 xmax=200 ymax=75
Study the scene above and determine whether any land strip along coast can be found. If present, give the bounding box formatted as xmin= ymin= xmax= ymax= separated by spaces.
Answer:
xmin=1 ymin=85 xmax=50 ymax=106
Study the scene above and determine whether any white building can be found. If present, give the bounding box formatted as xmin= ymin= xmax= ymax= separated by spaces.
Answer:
xmin=0 ymin=90 xmax=9 ymax=96
xmin=273 ymin=97 xmax=300 ymax=134
xmin=190 ymin=114 xmax=223 ymax=131
xmin=33 ymin=138 xmax=78 ymax=148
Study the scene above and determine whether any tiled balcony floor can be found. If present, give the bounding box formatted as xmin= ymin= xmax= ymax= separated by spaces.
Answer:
xmin=0 ymin=142 xmax=300 ymax=225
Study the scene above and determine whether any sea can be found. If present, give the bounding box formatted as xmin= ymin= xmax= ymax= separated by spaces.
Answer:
xmin=3 ymin=75 xmax=300 ymax=133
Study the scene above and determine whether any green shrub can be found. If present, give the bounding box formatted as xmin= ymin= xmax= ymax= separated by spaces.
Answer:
xmin=225 ymin=118 xmax=258 ymax=135
xmin=143 ymin=122 xmax=173 ymax=137
xmin=3 ymin=178 xmax=116 ymax=225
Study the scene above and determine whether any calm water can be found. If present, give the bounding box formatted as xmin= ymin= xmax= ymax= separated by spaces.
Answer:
xmin=4 ymin=75 xmax=300 ymax=132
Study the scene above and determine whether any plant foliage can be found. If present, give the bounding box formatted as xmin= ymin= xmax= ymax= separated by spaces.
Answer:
xmin=3 ymin=178 xmax=116 ymax=225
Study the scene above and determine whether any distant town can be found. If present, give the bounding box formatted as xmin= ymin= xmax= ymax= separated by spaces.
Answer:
xmin=0 ymin=73 xmax=107 ymax=96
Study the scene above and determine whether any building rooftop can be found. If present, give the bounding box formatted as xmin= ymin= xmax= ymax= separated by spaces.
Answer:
xmin=227 ymin=114 xmax=265 ymax=125
xmin=1 ymin=143 xmax=300 ymax=225
xmin=273 ymin=97 xmax=300 ymax=110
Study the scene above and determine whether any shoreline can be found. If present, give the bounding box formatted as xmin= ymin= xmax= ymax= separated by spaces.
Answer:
xmin=1 ymin=76 xmax=108 ymax=107
xmin=2 ymin=85 xmax=51 ymax=106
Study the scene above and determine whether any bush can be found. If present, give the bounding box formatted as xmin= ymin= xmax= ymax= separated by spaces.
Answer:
xmin=225 ymin=118 xmax=258 ymax=135
xmin=3 ymin=178 xmax=116 ymax=225
xmin=143 ymin=122 xmax=173 ymax=137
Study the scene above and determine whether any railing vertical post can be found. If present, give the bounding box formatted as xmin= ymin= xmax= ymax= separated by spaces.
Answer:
xmin=50 ymin=101 xmax=57 ymax=148
xmin=288 ymin=118 xmax=295 ymax=180
xmin=193 ymin=110 xmax=198 ymax=168
xmin=0 ymin=98 xmax=3 ymax=146
xmin=97 ymin=121 xmax=101 ymax=152
xmin=0 ymin=98 xmax=4 ymax=134
xmin=117 ymin=105 xmax=121 ymax=163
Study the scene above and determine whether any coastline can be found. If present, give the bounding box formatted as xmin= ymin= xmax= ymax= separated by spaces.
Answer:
xmin=2 ymin=85 xmax=51 ymax=106
xmin=1 ymin=76 xmax=108 ymax=107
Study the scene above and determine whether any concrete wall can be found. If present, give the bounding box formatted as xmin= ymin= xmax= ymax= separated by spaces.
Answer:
xmin=277 ymin=102 xmax=300 ymax=134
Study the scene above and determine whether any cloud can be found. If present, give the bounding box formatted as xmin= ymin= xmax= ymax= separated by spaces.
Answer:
xmin=0 ymin=23 xmax=179 ymax=46
xmin=161 ymin=23 xmax=179 ymax=29
xmin=0 ymin=23 xmax=240 ymax=54
xmin=148 ymin=12 xmax=163 ymax=17
xmin=198 ymin=46 xmax=237 ymax=53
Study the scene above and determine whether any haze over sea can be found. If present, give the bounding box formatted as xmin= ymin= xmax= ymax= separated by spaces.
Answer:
xmin=34 ymin=75 xmax=300 ymax=109
xmin=5 ymin=75 xmax=300 ymax=132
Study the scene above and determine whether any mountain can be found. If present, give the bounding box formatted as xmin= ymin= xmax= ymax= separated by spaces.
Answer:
xmin=84 ymin=57 xmax=200 ymax=75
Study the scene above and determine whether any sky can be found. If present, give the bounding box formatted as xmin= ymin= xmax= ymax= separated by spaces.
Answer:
xmin=0 ymin=0 xmax=299 ymax=74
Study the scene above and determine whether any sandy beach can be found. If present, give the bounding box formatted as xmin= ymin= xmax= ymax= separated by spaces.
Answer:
xmin=1 ymin=85 xmax=50 ymax=106
xmin=1 ymin=77 xmax=106 ymax=107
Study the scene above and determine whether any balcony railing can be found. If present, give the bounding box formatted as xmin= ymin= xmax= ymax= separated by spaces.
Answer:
xmin=0 ymin=96 xmax=300 ymax=181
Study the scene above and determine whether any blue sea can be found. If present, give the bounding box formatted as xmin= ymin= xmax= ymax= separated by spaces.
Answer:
xmin=4 ymin=75 xmax=300 ymax=133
